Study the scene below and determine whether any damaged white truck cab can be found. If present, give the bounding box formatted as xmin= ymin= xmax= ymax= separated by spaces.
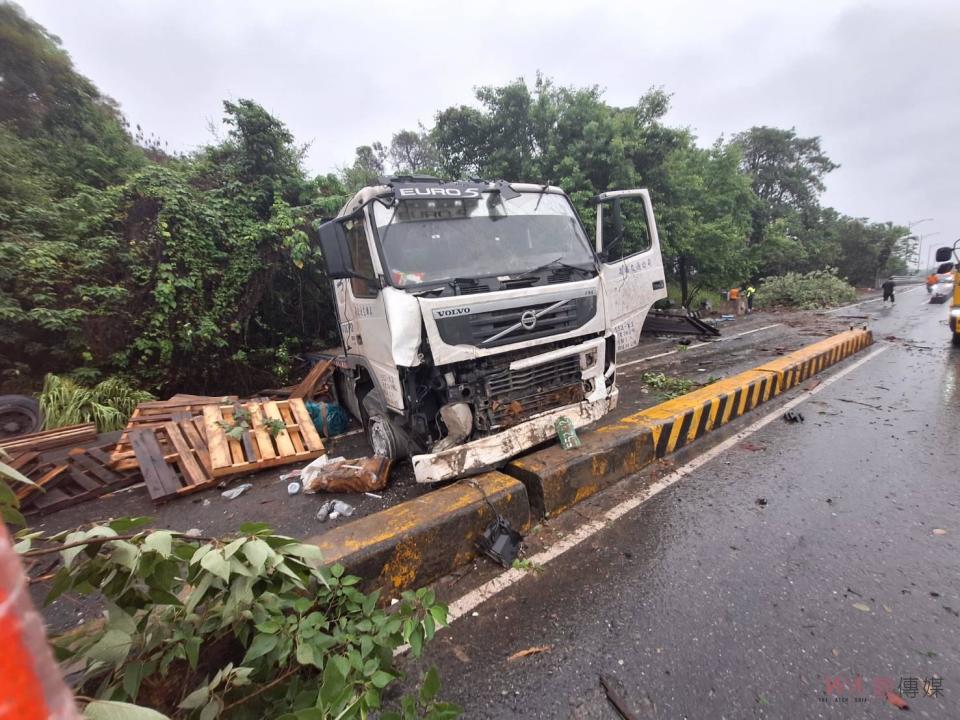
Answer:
xmin=316 ymin=178 xmax=666 ymax=483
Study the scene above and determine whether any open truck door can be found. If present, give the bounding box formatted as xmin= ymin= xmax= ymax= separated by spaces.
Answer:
xmin=595 ymin=189 xmax=667 ymax=352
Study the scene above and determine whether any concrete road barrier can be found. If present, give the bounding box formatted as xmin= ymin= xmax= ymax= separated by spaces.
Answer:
xmin=311 ymin=328 xmax=872 ymax=592
xmin=507 ymin=429 xmax=654 ymax=519
xmin=309 ymin=471 xmax=529 ymax=595
xmin=506 ymin=327 xmax=873 ymax=515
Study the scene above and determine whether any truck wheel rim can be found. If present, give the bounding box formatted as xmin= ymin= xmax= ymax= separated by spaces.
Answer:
xmin=370 ymin=418 xmax=390 ymax=456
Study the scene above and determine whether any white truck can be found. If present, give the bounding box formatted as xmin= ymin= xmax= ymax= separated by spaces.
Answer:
xmin=316 ymin=178 xmax=666 ymax=483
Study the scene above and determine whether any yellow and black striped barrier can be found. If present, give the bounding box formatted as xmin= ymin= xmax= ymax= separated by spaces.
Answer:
xmin=610 ymin=327 xmax=873 ymax=457
xmin=509 ymin=327 xmax=873 ymax=516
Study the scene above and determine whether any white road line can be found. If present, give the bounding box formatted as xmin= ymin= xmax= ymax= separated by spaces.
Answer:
xmin=827 ymin=285 xmax=922 ymax=313
xmin=617 ymin=323 xmax=783 ymax=369
xmin=442 ymin=344 xmax=890 ymax=625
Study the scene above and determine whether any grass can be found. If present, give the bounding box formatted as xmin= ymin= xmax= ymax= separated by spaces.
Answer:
xmin=39 ymin=373 xmax=155 ymax=432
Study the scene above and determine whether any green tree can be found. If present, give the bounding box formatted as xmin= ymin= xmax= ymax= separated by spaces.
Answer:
xmin=657 ymin=141 xmax=754 ymax=306
xmin=732 ymin=126 xmax=839 ymax=275
xmin=387 ymin=126 xmax=439 ymax=175
xmin=341 ymin=143 xmax=386 ymax=191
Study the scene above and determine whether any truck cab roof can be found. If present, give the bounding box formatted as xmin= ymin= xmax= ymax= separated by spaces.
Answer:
xmin=337 ymin=180 xmax=567 ymax=217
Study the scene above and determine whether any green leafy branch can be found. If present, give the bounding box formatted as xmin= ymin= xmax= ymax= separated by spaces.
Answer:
xmin=18 ymin=519 xmax=460 ymax=719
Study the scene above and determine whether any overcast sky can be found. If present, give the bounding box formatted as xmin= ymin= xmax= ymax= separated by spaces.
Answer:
xmin=20 ymin=0 xmax=960 ymax=265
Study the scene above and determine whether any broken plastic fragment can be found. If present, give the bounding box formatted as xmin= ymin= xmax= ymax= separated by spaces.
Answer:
xmin=221 ymin=483 xmax=253 ymax=499
xmin=476 ymin=515 xmax=523 ymax=568
xmin=287 ymin=482 xmax=301 ymax=495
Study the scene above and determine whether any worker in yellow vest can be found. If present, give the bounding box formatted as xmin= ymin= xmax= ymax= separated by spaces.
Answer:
xmin=746 ymin=285 xmax=756 ymax=313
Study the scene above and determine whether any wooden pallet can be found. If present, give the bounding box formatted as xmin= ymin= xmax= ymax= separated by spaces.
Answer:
xmin=202 ymin=399 xmax=324 ymax=478
xmin=109 ymin=397 xmax=232 ymax=471
xmin=0 ymin=423 xmax=98 ymax=454
xmin=19 ymin=445 xmax=140 ymax=515
xmin=130 ymin=419 xmax=213 ymax=502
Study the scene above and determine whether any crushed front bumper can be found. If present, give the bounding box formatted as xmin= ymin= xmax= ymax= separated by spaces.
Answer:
xmin=411 ymin=392 xmax=616 ymax=483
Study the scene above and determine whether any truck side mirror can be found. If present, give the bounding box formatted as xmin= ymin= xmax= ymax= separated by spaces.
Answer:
xmin=317 ymin=219 xmax=355 ymax=279
xmin=935 ymin=247 xmax=953 ymax=263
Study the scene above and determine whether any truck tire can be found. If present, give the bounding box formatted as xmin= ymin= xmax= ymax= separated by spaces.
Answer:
xmin=0 ymin=395 xmax=42 ymax=440
xmin=367 ymin=414 xmax=404 ymax=460
xmin=953 ymin=332 xmax=960 ymax=347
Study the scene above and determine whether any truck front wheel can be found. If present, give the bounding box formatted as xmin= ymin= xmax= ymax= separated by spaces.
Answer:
xmin=368 ymin=414 xmax=404 ymax=460
xmin=952 ymin=332 xmax=960 ymax=347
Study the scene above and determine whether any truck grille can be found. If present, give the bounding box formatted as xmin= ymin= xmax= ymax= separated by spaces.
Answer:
xmin=436 ymin=295 xmax=596 ymax=348
xmin=475 ymin=354 xmax=584 ymax=430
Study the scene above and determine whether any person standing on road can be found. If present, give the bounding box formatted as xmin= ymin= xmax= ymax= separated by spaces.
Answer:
xmin=746 ymin=284 xmax=756 ymax=313
xmin=882 ymin=276 xmax=896 ymax=303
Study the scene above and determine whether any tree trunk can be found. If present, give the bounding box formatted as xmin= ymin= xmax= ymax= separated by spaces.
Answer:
xmin=678 ymin=255 xmax=689 ymax=308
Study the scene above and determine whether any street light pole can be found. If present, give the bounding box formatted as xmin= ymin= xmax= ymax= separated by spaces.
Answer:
xmin=907 ymin=219 xmax=935 ymax=273
xmin=917 ymin=232 xmax=942 ymax=272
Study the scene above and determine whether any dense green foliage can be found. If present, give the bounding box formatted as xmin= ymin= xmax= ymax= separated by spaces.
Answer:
xmin=753 ymin=269 xmax=858 ymax=309
xmin=15 ymin=519 xmax=459 ymax=719
xmin=1 ymin=5 xmax=913 ymax=395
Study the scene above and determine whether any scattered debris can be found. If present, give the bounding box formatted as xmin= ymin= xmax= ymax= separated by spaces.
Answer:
xmin=315 ymin=499 xmax=356 ymax=522
xmin=507 ymin=645 xmax=553 ymax=662
xmin=555 ymin=416 xmax=581 ymax=450
xmin=305 ymin=400 xmax=349 ymax=437
xmin=221 ymin=483 xmax=253 ymax=500
xmin=290 ymin=357 xmax=334 ymax=400
xmin=885 ymin=690 xmax=909 ymax=710
xmin=943 ymin=606 xmax=959 ymax=617
xmin=364 ymin=492 xmax=383 ymax=499
xmin=433 ymin=403 xmax=473 ymax=452
xmin=852 ymin=602 xmax=871 ymax=612
xmin=783 ymin=410 xmax=804 ymax=424
xmin=287 ymin=482 xmax=301 ymax=495
xmin=477 ymin=514 xmax=523 ymax=567
xmin=755 ymin=497 xmax=768 ymax=507
xmin=184 ymin=528 xmax=202 ymax=538
xmin=302 ymin=455 xmax=392 ymax=493
xmin=600 ymin=675 xmax=640 ymax=720
xmin=740 ymin=442 xmax=765 ymax=452
xmin=933 ymin=528 xmax=947 ymax=536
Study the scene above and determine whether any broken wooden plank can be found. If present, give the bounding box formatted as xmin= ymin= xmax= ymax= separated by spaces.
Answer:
xmin=289 ymin=398 xmax=325 ymax=452
xmin=162 ymin=422 xmax=208 ymax=490
xmin=247 ymin=403 xmax=277 ymax=462
xmin=131 ymin=428 xmax=182 ymax=500
xmin=202 ymin=405 xmax=232 ymax=471
xmin=262 ymin=401 xmax=296 ymax=456
xmin=1 ymin=423 xmax=97 ymax=454
xmin=178 ymin=418 xmax=210 ymax=473
xmin=290 ymin=358 xmax=334 ymax=399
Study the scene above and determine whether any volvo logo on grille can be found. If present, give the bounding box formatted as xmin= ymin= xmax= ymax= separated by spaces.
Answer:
xmin=520 ymin=309 xmax=538 ymax=330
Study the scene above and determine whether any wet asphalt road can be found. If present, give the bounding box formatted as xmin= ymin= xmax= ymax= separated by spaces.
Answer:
xmin=406 ymin=287 xmax=960 ymax=718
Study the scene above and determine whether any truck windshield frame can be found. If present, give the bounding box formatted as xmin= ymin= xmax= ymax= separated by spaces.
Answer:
xmin=371 ymin=191 xmax=597 ymax=289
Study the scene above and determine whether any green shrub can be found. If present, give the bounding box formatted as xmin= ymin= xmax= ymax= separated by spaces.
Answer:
xmin=754 ymin=269 xmax=856 ymax=310
xmin=17 ymin=520 xmax=459 ymax=719
xmin=39 ymin=373 xmax=154 ymax=431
